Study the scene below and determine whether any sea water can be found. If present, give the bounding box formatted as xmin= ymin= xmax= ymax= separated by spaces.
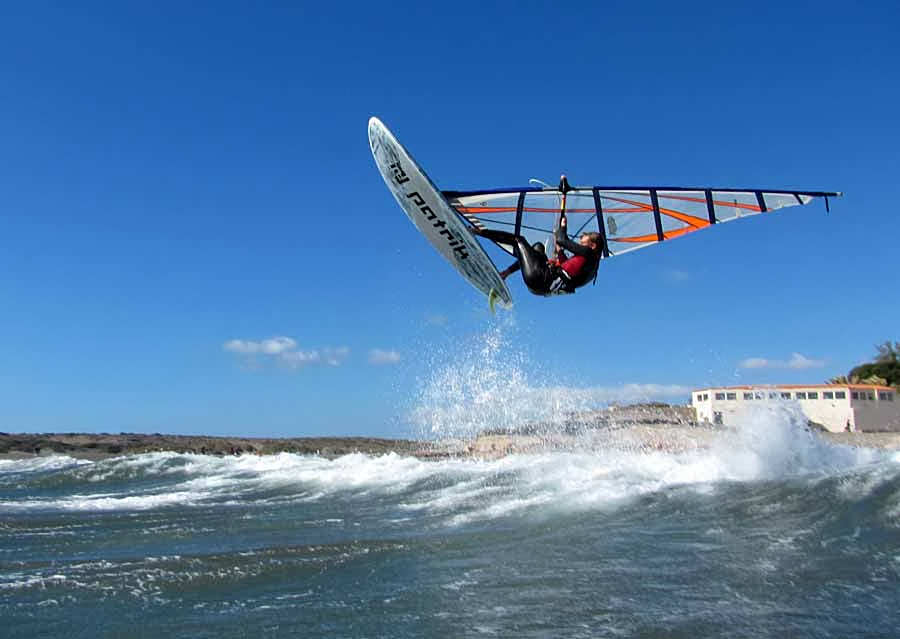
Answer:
xmin=3 ymin=322 xmax=900 ymax=638
xmin=2 ymin=413 xmax=899 ymax=638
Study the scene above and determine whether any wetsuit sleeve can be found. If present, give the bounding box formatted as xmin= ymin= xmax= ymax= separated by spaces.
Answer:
xmin=555 ymin=227 xmax=593 ymax=257
xmin=476 ymin=228 xmax=523 ymax=275
xmin=478 ymin=228 xmax=518 ymax=245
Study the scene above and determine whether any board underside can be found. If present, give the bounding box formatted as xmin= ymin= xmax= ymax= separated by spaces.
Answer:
xmin=368 ymin=117 xmax=512 ymax=308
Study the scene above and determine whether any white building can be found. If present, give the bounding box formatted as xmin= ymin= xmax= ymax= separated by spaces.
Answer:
xmin=691 ymin=384 xmax=899 ymax=433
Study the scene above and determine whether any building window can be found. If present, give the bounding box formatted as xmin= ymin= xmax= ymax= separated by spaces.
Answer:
xmin=868 ymin=393 xmax=875 ymax=400
xmin=781 ymin=392 xmax=792 ymax=399
xmin=715 ymin=392 xmax=726 ymax=400
xmin=754 ymin=392 xmax=764 ymax=400
xmin=726 ymin=392 xmax=737 ymax=400
xmin=851 ymin=392 xmax=859 ymax=400
xmin=835 ymin=391 xmax=846 ymax=399
xmin=743 ymin=392 xmax=753 ymax=400
xmin=823 ymin=391 xmax=834 ymax=399
xmin=808 ymin=392 xmax=819 ymax=399
xmin=713 ymin=412 xmax=723 ymax=425
xmin=796 ymin=391 xmax=807 ymax=399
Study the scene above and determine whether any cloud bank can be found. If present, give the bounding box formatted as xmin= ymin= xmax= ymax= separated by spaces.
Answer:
xmin=223 ymin=336 xmax=350 ymax=369
xmin=666 ymin=269 xmax=690 ymax=282
xmin=738 ymin=353 xmax=825 ymax=370
xmin=369 ymin=349 xmax=402 ymax=365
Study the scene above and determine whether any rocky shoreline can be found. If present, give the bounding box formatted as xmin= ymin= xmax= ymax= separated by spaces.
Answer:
xmin=0 ymin=432 xmax=438 ymax=461
xmin=2 ymin=428 xmax=898 ymax=462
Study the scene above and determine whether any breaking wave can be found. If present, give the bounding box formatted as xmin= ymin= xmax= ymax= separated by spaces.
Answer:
xmin=1 ymin=408 xmax=895 ymax=525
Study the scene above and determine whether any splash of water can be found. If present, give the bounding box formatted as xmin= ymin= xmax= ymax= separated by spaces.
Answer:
xmin=406 ymin=320 xmax=598 ymax=439
xmin=710 ymin=401 xmax=882 ymax=480
xmin=405 ymin=320 xmax=694 ymax=440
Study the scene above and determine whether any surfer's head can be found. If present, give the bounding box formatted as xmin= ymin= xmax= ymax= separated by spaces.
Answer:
xmin=580 ymin=232 xmax=602 ymax=252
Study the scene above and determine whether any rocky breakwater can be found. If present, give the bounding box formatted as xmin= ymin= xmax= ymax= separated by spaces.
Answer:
xmin=0 ymin=432 xmax=435 ymax=460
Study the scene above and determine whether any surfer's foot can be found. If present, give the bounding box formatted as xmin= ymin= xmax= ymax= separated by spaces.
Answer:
xmin=470 ymin=226 xmax=483 ymax=236
xmin=499 ymin=268 xmax=512 ymax=280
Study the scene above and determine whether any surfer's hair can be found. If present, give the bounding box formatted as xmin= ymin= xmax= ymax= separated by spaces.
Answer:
xmin=583 ymin=232 xmax=602 ymax=250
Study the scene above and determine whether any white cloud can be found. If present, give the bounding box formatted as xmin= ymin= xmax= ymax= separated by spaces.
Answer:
xmin=224 ymin=337 xmax=349 ymax=370
xmin=552 ymin=383 xmax=696 ymax=404
xmin=666 ymin=269 xmax=690 ymax=282
xmin=739 ymin=353 xmax=826 ymax=370
xmin=424 ymin=313 xmax=449 ymax=327
xmin=369 ymin=349 xmax=401 ymax=365
xmin=223 ymin=336 xmax=297 ymax=356
xmin=279 ymin=346 xmax=350 ymax=368
xmin=739 ymin=357 xmax=770 ymax=369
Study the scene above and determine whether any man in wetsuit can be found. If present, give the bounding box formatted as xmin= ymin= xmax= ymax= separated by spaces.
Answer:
xmin=475 ymin=214 xmax=602 ymax=296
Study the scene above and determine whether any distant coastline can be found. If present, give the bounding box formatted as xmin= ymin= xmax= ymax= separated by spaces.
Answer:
xmin=2 ymin=428 xmax=899 ymax=462
xmin=0 ymin=432 xmax=435 ymax=461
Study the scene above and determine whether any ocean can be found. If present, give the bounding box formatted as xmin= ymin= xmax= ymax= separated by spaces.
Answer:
xmin=2 ymin=409 xmax=899 ymax=638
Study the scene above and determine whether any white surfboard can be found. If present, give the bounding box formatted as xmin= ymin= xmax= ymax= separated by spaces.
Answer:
xmin=368 ymin=117 xmax=512 ymax=309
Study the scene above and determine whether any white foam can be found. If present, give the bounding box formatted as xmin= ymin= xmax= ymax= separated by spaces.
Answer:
xmin=408 ymin=406 xmax=893 ymax=524
xmin=3 ymin=405 xmax=893 ymax=519
xmin=708 ymin=403 xmax=883 ymax=481
xmin=0 ymin=489 xmax=209 ymax=513
xmin=0 ymin=455 xmax=92 ymax=474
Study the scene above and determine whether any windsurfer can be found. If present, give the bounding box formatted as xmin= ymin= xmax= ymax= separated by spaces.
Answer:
xmin=474 ymin=215 xmax=601 ymax=296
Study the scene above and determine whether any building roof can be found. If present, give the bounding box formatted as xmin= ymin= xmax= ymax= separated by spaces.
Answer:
xmin=692 ymin=383 xmax=895 ymax=392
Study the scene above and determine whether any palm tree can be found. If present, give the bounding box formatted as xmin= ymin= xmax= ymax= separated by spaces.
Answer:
xmin=874 ymin=341 xmax=900 ymax=363
xmin=829 ymin=341 xmax=900 ymax=390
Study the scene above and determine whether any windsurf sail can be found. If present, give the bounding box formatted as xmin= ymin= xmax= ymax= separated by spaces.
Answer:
xmin=445 ymin=185 xmax=841 ymax=260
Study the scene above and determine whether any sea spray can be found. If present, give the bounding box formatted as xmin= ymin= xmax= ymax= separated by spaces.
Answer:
xmin=407 ymin=319 xmax=538 ymax=439
xmin=708 ymin=401 xmax=883 ymax=481
xmin=406 ymin=319 xmax=690 ymax=440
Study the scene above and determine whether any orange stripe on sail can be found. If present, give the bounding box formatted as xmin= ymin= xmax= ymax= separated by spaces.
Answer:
xmin=602 ymin=195 xmax=709 ymax=229
xmin=658 ymin=206 xmax=709 ymax=229
xmin=614 ymin=226 xmax=699 ymax=243
xmin=657 ymin=193 xmax=762 ymax=213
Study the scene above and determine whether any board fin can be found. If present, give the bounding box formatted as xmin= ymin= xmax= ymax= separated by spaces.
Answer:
xmin=488 ymin=288 xmax=501 ymax=314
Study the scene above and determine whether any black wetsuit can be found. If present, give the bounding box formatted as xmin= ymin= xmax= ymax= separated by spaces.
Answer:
xmin=553 ymin=231 xmax=601 ymax=292
xmin=479 ymin=227 xmax=600 ymax=296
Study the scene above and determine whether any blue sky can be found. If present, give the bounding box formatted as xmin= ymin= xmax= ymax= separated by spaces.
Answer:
xmin=1 ymin=2 xmax=897 ymax=438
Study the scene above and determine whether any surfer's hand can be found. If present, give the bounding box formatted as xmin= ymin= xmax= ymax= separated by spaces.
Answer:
xmin=560 ymin=215 xmax=567 ymax=228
